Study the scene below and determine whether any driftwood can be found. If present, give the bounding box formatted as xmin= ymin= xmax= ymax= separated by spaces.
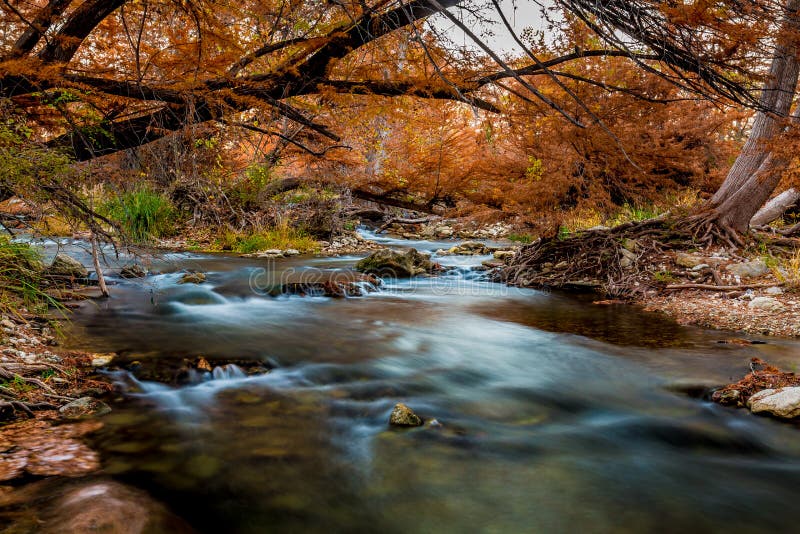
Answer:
xmin=343 ymin=208 xmax=387 ymax=221
xmin=377 ymin=216 xmax=438 ymax=233
xmin=750 ymin=188 xmax=800 ymax=227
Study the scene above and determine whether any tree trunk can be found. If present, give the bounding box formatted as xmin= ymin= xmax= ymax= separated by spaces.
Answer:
xmin=750 ymin=187 xmax=800 ymax=226
xmin=708 ymin=0 xmax=800 ymax=231
xmin=90 ymin=235 xmax=109 ymax=298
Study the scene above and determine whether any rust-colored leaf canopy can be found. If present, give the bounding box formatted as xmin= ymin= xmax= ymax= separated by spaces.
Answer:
xmin=0 ymin=0 xmax=783 ymax=161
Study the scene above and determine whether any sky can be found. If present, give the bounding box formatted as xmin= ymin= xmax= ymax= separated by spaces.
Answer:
xmin=432 ymin=0 xmax=551 ymax=55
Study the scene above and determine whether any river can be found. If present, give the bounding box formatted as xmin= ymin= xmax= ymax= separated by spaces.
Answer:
xmin=42 ymin=231 xmax=800 ymax=532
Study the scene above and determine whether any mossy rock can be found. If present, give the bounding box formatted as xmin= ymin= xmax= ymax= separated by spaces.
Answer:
xmin=355 ymin=248 xmax=435 ymax=278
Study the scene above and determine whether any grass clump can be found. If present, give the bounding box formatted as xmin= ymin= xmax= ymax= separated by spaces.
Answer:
xmin=507 ymin=233 xmax=535 ymax=244
xmin=215 ymin=223 xmax=318 ymax=254
xmin=101 ymin=187 xmax=178 ymax=243
xmin=772 ymin=249 xmax=800 ymax=289
xmin=0 ymin=236 xmax=59 ymax=316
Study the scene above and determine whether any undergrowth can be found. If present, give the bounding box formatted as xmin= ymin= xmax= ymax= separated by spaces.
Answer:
xmin=0 ymin=236 xmax=60 ymax=316
xmin=101 ymin=187 xmax=179 ymax=243
xmin=772 ymin=249 xmax=800 ymax=289
xmin=214 ymin=223 xmax=318 ymax=253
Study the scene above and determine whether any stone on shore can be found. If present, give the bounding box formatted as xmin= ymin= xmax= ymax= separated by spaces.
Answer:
xmin=59 ymin=397 xmax=112 ymax=419
xmin=748 ymin=296 xmax=785 ymax=313
xmin=728 ymin=259 xmax=769 ymax=279
xmin=48 ymin=254 xmax=88 ymax=279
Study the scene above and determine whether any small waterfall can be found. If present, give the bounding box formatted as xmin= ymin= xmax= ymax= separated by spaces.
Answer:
xmin=211 ymin=364 xmax=246 ymax=380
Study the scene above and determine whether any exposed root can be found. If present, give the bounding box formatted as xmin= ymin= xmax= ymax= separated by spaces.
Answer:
xmin=497 ymin=217 xmax=691 ymax=297
xmin=497 ymin=215 xmax=797 ymax=298
xmin=682 ymin=210 xmax=746 ymax=249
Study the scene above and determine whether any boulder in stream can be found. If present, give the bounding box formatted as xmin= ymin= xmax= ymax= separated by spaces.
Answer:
xmin=389 ymin=403 xmax=423 ymax=427
xmin=355 ymin=248 xmax=437 ymax=277
xmin=178 ymin=272 xmax=206 ymax=284
xmin=120 ymin=264 xmax=147 ymax=279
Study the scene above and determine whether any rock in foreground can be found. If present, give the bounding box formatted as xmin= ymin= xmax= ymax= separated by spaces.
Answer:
xmin=389 ymin=403 xmax=423 ymax=427
xmin=355 ymin=248 xmax=437 ymax=277
xmin=48 ymin=253 xmax=88 ymax=279
xmin=59 ymin=397 xmax=112 ymax=419
xmin=747 ymin=387 xmax=800 ymax=419
xmin=41 ymin=480 xmax=193 ymax=533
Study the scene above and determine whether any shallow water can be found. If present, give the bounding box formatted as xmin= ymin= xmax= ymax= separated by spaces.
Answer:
xmin=54 ymin=232 xmax=800 ymax=532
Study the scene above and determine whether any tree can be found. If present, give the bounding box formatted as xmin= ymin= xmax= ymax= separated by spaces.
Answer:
xmin=558 ymin=0 xmax=800 ymax=241
xmin=0 ymin=0 xmax=790 ymax=241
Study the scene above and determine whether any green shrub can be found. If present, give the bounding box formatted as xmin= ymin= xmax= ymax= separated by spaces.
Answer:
xmin=102 ymin=187 xmax=178 ymax=243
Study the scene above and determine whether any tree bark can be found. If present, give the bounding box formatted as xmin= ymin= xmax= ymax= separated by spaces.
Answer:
xmin=707 ymin=0 xmax=800 ymax=232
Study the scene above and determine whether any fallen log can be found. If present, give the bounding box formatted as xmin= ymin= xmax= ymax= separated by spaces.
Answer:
xmin=750 ymin=188 xmax=800 ymax=227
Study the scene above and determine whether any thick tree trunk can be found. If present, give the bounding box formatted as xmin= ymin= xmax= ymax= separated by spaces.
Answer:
xmin=750 ymin=187 xmax=800 ymax=226
xmin=708 ymin=0 xmax=800 ymax=232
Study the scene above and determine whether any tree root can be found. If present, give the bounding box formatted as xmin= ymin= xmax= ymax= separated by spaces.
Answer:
xmin=681 ymin=210 xmax=746 ymax=249
xmin=497 ymin=215 xmax=792 ymax=298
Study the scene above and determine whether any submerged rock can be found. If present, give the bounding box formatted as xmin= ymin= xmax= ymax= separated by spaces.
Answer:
xmin=280 ymin=271 xmax=381 ymax=297
xmin=48 ymin=254 xmax=88 ymax=279
xmin=39 ymin=480 xmax=193 ymax=533
xmin=389 ymin=403 xmax=423 ymax=427
xmin=355 ymin=248 xmax=437 ymax=277
xmin=178 ymin=272 xmax=206 ymax=284
xmin=59 ymin=397 xmax=112 ymax=419
xmin=664 ymin=379 xmax=723 ymax=399
xmin=747 ymin=387 xmax=800 ymax=419
xmin=0 ymin=420 xmax=102 ymax=482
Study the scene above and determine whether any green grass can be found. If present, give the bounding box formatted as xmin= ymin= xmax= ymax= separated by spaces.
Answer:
xmin=101 ymin=187 xmax=179 ymax=243
xmin=507 ymin=233 xmax=535 ymax=244
xmin=215 ymin=224 xmax=319 ymax=254
xmin=0 ymin=236 xmax=61 ymax=316
xmin=653 ymin=270 xmax=677 ymax=283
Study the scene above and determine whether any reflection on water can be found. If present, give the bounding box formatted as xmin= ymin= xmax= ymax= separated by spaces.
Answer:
xmin=52 ymin=236 xmax=800 ymax=532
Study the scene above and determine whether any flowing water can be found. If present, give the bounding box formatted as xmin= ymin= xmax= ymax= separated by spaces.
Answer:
xmin=47 ymin=231 xmax=800 ymax=532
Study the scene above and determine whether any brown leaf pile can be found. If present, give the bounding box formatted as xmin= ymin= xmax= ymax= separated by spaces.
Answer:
xmin=712 ymin=358 xmax=800 ymax=406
